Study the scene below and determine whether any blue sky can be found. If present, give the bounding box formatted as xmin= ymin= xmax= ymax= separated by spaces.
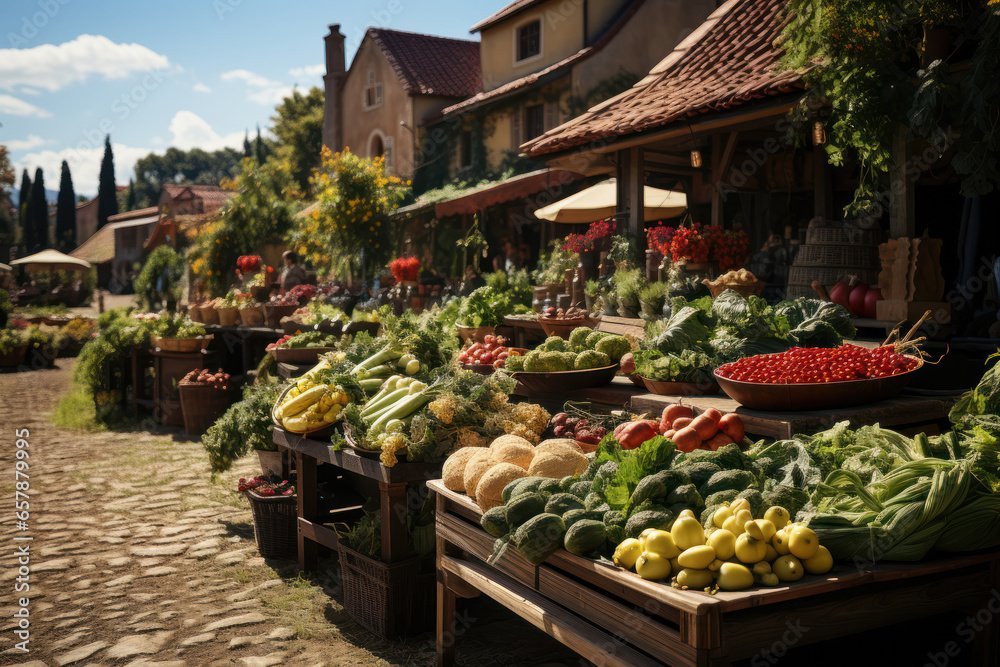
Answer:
xmin=1 ymin=0 xmax=495 ymax=196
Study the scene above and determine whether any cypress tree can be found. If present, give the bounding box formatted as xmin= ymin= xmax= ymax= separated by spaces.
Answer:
xmin=17 ymin=169 xmax=30 ymax=239
xmin=97 ymin=135 xmax=118 ymax=228
xmin=243 ymin=131 xmax=252 ymax=159
xmin=254 ymin=125 xmax=265 ymax=163
xmin=126 ymin=177 xmax=136 ymax=210
xmin=26 ymin=167 xmax=47 ymax=252
xmin=55 ymin=160 xmax=76 ymax=251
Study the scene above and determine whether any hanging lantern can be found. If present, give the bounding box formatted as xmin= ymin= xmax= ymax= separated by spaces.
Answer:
xmin=812 ymin=121 xmax=826 ymax=146
xmin=690 ymin=150 xmax=703 ymax=168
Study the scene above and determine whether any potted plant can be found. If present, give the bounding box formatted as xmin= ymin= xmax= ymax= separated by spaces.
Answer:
xmin=237 ymin=293 xmax=264 ymax=327
xmin=151 ymin=312 xmax=212 ymax=352
xmin=532 ymin=241 xmax=578 ymax=299
xmin=639 ymin=281 xmax=668 ymax=321
xmin=611 ymin=268 xmax=645 ymax=319
xmin=202 ymin=381 xmax=282 ymax=475
xmin=24 ymin=324 xmax=59 ymax=369
xmin=216 ymin=291 xmax=240 ymax=326
xmin=584 ymin=279 xmax=601 ymax=313
xmin=57 ymin=317 xmax=98 ymax=357
xmin=562 ymin=219 xmax=616 ymax=277
xmin=0 ymin=327 xmax=27 ymax=368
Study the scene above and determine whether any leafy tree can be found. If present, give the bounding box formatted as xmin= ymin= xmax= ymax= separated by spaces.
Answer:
xmin=289 ymin=147 xmax=409 ymax=280
xmin=132 ymin=146 xmax=242 ymax=207
xmin=26 ymin=167 xmax=47 ymax=252
xmin=17 ymin=168 xmax=31 ymax=238
xmin=55 ymin=160 xmax=76 ymax=251
xmin=134 ymin=245 xmax=185 ymax=310
xmin=97 ymin=135 xmax=118 ymax=228
xmin=268 ymin=87 xmax=324 ymax=198
xmin=189 ymin=159 xmax=294 ymax=296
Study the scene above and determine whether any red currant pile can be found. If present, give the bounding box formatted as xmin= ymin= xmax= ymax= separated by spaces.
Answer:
xmin=717 ymin=345 xmax=919 ymax=384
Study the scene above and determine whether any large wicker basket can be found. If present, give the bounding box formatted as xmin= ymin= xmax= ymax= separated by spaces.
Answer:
xmin=178 ymin=382 xmax=240 ymax=435
xmin=245 ymin=489 xmax=297 ymax=559
xmin=337 ymin=543 xmax=434 ymax=639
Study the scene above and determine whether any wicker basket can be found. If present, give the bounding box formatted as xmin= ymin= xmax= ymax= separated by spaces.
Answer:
xmin=153 ymin=335 xmax=214 ymax=353
xmin=337 ymin=543 xmax=434 ymax=639
xmin=187 ymin=305 xmax=204 ymax=323
xmin=787 ymin=267 xmax=879 ymax=290
xmin=240 ymin=306 xmax=264 ymax=327
xmin=199 ymin=307 xmax=219 ymax=325
xmin=178 ymin=382 xmax=240 ymax=435
xmin=805 ymin=225 xmax=883 ymax=246
xmin=794 ymin=244 xmax=880 ymax=267
xmin=245 ymin=489 xmax=298 ymax=559
xmin=217 ymin=307 xmax=239 ymax=326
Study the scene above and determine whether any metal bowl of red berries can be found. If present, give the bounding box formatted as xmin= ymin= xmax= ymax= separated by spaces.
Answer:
xmin=713 ymin=344 xmax=924 ymax=411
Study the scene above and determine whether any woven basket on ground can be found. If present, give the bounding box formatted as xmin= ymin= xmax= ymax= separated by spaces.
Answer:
xmin=337 ymin=543 xmax=434 ymax=639
xmin=244 ymin=489 xmax=297 ymax=559
xmin=786 ymin=221 xmax=883 ymax=299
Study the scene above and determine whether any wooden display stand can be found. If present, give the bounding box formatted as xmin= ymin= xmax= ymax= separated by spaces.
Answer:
xmin=430 ymin=480 xmax=1000 ymax=667
xmin=203 ymin=324 xmax=283 ymax=376
xmin=272 ymin=427 xmax=442 ymax=569
xmin=151 ymin=348 xmax=217 ymax=426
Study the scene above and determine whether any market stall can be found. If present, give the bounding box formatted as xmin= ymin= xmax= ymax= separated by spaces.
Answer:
xmin=430 ymin=479 xmax=1000 ymax=666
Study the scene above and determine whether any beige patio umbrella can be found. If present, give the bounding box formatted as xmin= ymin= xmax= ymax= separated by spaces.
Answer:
xmin=11 ymin=249 xmax=91 ymax=272
xmin=534 ymin=177 xmax=687 ymax=224
xmin=0 ymin=262 xmax=11 ymax=272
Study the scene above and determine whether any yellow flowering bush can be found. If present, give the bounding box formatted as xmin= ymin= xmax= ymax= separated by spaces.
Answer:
xmin=289 ymin=147 xmax=410 ymax=278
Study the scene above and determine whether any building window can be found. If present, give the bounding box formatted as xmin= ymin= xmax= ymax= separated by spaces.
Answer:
xmin=517 ymin=20 xmax=541 ymax=61
xmin=525 ymin=104 xmax=545 ymax=140
xmin=364 ymin=71 xmax=383 ymax=110
xmin=459 ymin=131 xmax=472 ymax=168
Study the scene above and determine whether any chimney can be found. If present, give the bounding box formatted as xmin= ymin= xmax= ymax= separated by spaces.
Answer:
xmin=322 ymin=24 xmax=347 ymax=153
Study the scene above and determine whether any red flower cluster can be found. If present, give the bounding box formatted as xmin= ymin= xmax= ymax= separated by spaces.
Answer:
xmin=237 ymin=475 xmax=295 ymax=496
xmin=390 ymin=256 xmax=420 ymax=282
xmin=237 ymin=255 xmax=262 ymax=274
xmin=8 ymin=318 xmax=28 ymax=330
xmin=646 ymin=223 xmax=749 ymax=270
xmin=562 ymin=219 xmax=616 ymax=254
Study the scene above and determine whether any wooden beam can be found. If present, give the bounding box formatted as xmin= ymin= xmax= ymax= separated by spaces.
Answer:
xmin=711 ymin=132 xmax=739 ymax=227
xmin=813 ymin=147 xmax=833 ymax=221
xmin=644 ymin=151 xmax=693 ymax=168
xmin=890 ymin=130 xmax=915 ymax=238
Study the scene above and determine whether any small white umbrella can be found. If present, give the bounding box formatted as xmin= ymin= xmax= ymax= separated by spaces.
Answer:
xmin=11 ymin=249 xmax=91 ymax=272
xmin=534 ymin=178 xmax=687 ymax=224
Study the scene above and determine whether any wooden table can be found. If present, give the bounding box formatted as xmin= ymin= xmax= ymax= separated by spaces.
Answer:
xmin=630 ymin=391 xmax=958 ymax=439
xmin=273 ymin=427 xmax=443 ymax=570
xmin=430 ymin=480 xmax=999 ymax=667
xmin=503 ymin=316 xmax=546 ymax=349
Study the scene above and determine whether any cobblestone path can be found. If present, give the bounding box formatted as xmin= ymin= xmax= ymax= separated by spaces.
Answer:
xmin=0 ymin=362 xmax=576 ymax=667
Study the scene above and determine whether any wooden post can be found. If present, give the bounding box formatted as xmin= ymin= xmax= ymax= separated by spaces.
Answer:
xmin=617 ymin=147 xmax=644 ymax=261
xmin=813 ymin=147 xmax=833 ymax=221
xmin=379 ymin=481 xmax=409 ymax=564
xmin=711 ymin=132 xmax=739 ymax=227
xmin=889 ymin=130 xmax=915 ymax=238
xmin=296 ymin=450 xmax=318 ymax=571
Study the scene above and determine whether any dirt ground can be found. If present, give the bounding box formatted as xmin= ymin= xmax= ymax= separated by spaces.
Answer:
xmin=0 ymin=361 xmax=579 ymax=667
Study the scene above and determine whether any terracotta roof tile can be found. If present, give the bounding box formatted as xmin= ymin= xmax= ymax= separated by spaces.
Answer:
xmin=470 ymin=0 xmax=545 ymax=33
xmin=441 ymin=0 xmax=641 ymax=118
xmin=521 ymin=0 xmax=805 ymax=156
xmin=107 ymin=206 xmax=158 ymax=222
xmin=367 ymin=28 xmax=481 ymax=98
xmin=70 ymin=223 xmax=115 ymax=264
xmin=161 ymin=184 xmax=235 ymax=209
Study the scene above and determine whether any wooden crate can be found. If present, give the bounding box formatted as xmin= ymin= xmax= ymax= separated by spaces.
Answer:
xmin=431 ymin=480 xmax=1000 ymax=667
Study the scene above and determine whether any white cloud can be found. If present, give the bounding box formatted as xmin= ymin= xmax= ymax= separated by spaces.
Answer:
xmin=0 ymin=34 xmax=173 ymax=93
xmin=193 ymin=82 xmax=212 ymax=93
xmin=289 ymin=64 xmax=324 ymax=79
xmin=17 ymin=142 xmax=151 ymax=196
xmin=5 ymin=134 xmax=53 ymax=151
xmin=167 ymin=110 xmax=246 ymax=152
xmin=0 ymin=94 xmax=51 ymax=117
xmin=221 ymin=68 xmax=293 ymax=105
xmin=221 ymin=69 xmax=281 ymax=89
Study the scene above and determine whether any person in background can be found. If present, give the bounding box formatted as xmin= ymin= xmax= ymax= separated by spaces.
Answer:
xmin=280 ymin=250 xmax=307 ymax=292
